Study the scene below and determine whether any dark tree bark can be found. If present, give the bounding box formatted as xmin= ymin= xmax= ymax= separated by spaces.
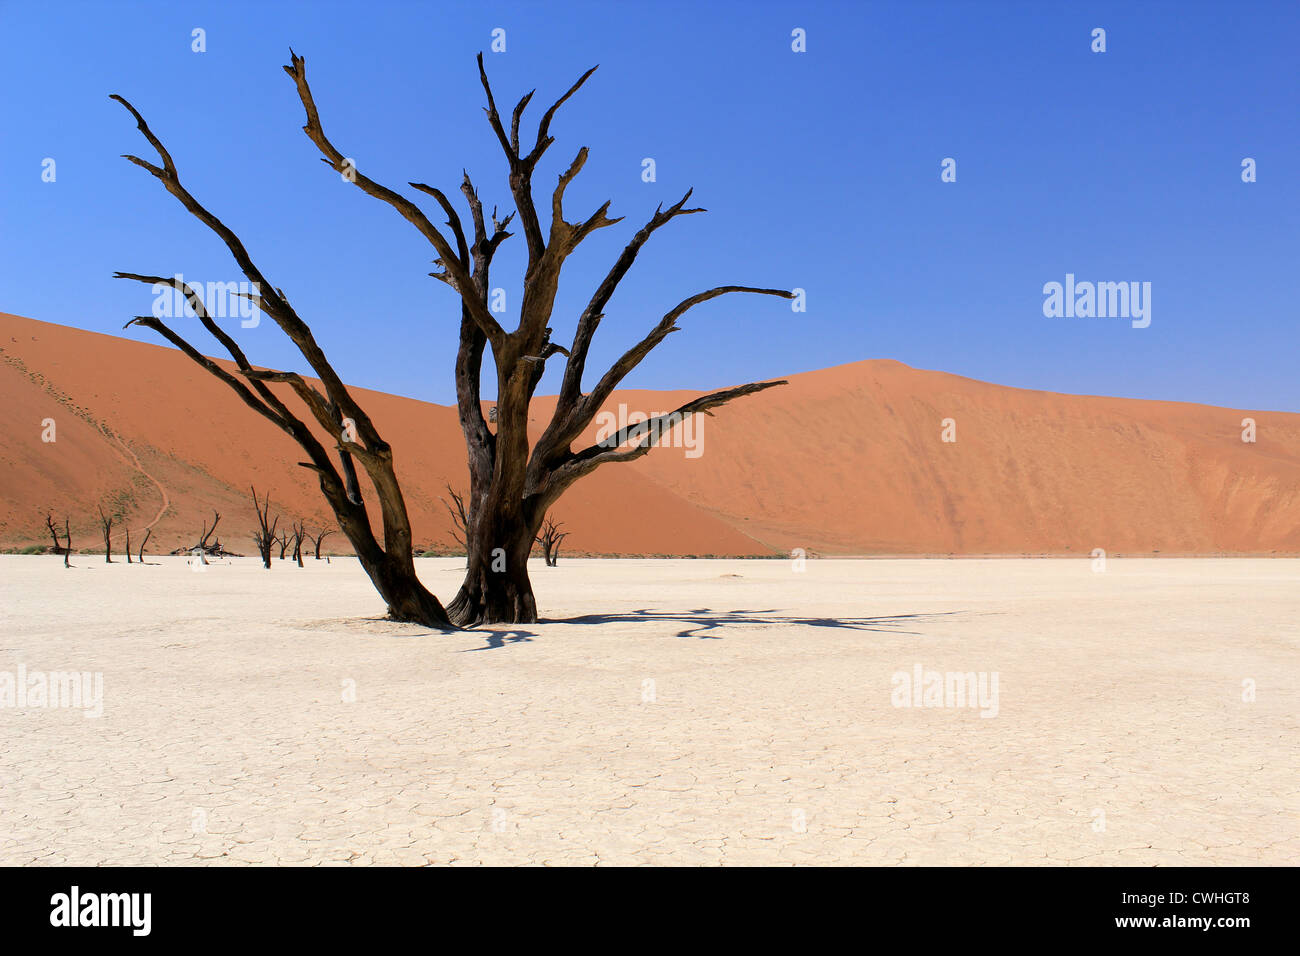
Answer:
xmin=115 ymin=50 xmax=789 ymax=629
xmin=112 ymin=89 xmax=452 ymax=628
xmin=309 ymin=528 xmax=334 ymax=559
xmin=291 ymin=522 xmax=305 ymax=567
xmin=251 ymin=486 xmax=277 ymax=570
xmin=97 ymin=506 xmax=114 ymax=563
xmin=138 ymin=527 xmax=151 ymax=563
xmin=46 ymin=513 xmax=71 ymax=567
xmin=197 ymin=511 xmax=219 ymax=561
xmin=44 ymin=512 xmax=65 ymax=555
xmin=125 ymin=527 xmax=132 ymax=564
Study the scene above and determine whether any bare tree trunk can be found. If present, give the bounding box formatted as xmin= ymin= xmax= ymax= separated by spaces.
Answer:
xmin=44 ymin=512 xmax=65 ymax=555
xmin=138 ymin=527 xmax=151 ymax=563
xmin=251 ymin=487 xmax=276 ymax=569
xmin=191 ymin=511 xmax=220 ymax=562
xmin=98 ymin=506 xmax=114 ymax=563
xmin=446 ymin=502 xmax=541 ymax=625
xmin=62 ymin=517 xmax=71 ymax=568
xmin=357 ymin=548 xmax=449 ymax=625
xmin=311 ymin=529 xmax=334 ymax=559
xmin=125 ymin=527 xmax=132 ymax=563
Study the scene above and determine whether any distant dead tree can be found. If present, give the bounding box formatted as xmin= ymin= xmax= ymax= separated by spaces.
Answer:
xmin=195 ymin=511 xmax=220 ymax=561
xmin=124 ymin=527 xmax=132 ymax=564
xmin=250 ymin=486 xmax=277 ymax=569
xmin=307 ymin=527 xmax=335 ymax=559
xmin=171 ymin=512 xmax=220 ymax=563
xmin=113 ymin=50 xmax=789 ymax=625
xmin=138 ymin=528 xmax=151 ymax=563
xmin=535 ymin=516 xmax=568 ymax=567
xmin=441 ymin=485 xmax=469 ymax=567
xmin=97 ymin=506 xmax=115 ymax=563
xmin=291 ymin=522 xmax=306 ymax=567
xmin=45 ymin=512 xmax=71 ymax=568
xmin=171 ymin=512 xmax=241 ymax=561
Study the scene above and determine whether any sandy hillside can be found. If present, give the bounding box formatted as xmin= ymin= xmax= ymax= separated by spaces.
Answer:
xmin=1 ymin=555 xmax=1295 ymax=866
xmin=2 ymin=310 xmax=1298 ymax=555
xmin=0 ymin=312 xmax=764 ymax=556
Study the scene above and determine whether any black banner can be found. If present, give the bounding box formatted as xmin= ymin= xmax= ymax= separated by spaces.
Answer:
xmin=0 ymin=866 xmax=1283 ymax=943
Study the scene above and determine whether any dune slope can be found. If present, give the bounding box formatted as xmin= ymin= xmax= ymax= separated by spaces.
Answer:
xmin=1 ymin=311 xmax=1296 ymax=555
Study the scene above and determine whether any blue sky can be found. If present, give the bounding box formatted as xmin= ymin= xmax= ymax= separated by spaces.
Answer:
xmin=1 ymin=0 xmax=1296 ymax=410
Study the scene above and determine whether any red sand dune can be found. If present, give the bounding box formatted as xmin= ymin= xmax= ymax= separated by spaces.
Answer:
xmin=2 ymin=310 xmax=1297 ymax=556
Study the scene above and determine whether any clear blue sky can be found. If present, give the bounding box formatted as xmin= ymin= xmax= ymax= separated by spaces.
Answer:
xmin=1 ymin=0 xmax=1296 ymax=411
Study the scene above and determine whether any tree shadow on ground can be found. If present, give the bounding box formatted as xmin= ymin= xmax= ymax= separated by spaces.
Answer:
xmin=464 ymin=628 xmax=538 ymax=651
xmin=466 ymin=608 xmax=966 ymax=650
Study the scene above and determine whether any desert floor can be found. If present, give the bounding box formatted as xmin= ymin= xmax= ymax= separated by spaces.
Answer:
xmin=1 ymin=555 xmax=1296 ymax=866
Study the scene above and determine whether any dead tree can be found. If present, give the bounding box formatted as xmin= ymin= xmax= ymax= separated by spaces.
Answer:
xmin=421 ymin=54 xmax=792 ymax=623
xmin=113 ymin=88 xmax=451 ymax=628
xmin=170 ymin=513 xmax=240 ymax=560
xmin=45 ymin=513 xmax=71 ymax=567
xmin=250 ymin=486 xmax=277 ymax=570
xmin=291 ymin=522 xmax=306 ymax=567
xmin=275 ymin=527 xmax=290 ymax=560
xmin=138 ymin=528 xmax=151 ymax=563
xmin=308 ymin=528 xmax=335 ymax=559
xmin=440 ymin=484 xmax=469 ymax=566
xmin=535 ymin=516 xmax=568 ymax=567
xmin=97 ymin=506 xmax=114 ymax=563
xmin=125 ymin=527 xmax=132 ymax=564
xmin=192 ymin=511 xmax=221 ymax=563
xmin=114 ymin=51 xmax=789 ymax=627
xmin=44 ymin=512 xmax=68 ymax=556
xmin=44 ymin=511 xmax=64 ymax=553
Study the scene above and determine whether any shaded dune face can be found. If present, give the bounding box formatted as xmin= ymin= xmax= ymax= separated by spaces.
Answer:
xmin=2 ymin=311 xmax=1297 ymax=556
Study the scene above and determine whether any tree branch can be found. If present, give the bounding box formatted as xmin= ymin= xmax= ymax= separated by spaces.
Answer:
xmin=113 ymin=271 xmax=296 ymax=422
xmin=282 ymin=50 xmax=505 ymax=347
xmin=578 ymin=285 xmax=794 ymax=430
xmin=552 ymin=379 xmax=788 ymax=487
xmin=111 ymin=92 xmax=388 ymax=454
xmin=555 ymin=189 xmax=705 ymax=413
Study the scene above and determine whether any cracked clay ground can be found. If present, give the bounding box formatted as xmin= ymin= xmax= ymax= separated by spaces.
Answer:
xmin=1 ymin=555 xmax=1296 ymax=866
